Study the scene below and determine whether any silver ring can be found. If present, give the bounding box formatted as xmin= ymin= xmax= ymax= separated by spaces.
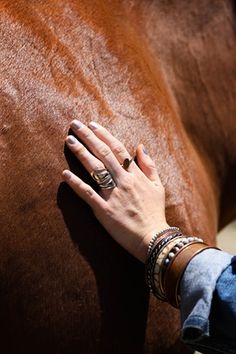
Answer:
xmin=91 ymin=168 xmax=116 ymax=190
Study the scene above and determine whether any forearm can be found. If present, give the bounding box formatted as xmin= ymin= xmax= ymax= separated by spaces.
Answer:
xmin=145 ymin=227 xmax=236 ymax=353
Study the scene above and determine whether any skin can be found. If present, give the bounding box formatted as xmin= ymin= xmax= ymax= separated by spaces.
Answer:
xmin=62 ymin=120 xmax=169 ymax=263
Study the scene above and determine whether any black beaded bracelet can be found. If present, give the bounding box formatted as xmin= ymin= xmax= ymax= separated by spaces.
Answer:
xmin=163 ymin=236 xmax=203 ymax=267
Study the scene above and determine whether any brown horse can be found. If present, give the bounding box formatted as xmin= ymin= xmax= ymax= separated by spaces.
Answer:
xmin=0 ymin=1 xmax=235 ymax=353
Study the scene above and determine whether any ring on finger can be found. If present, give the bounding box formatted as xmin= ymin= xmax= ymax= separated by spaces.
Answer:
xmin=122 ymin=157 xmax=134 ymax=171
xmin=91 ymin=168 xmax=116 ymax=190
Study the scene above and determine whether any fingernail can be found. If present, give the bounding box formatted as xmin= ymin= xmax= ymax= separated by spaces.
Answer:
xmin=67 ymin=135 xmax=77 ymax=144
xmin=62 ymin=170 xmax=72 ymax=180
xmin=89 ymin=121 xmax=99 ymax=130
xmin=142 ymin=145 xmax=148 ymax=155
xmin=71 ymin=120 xmax=83 ymax=130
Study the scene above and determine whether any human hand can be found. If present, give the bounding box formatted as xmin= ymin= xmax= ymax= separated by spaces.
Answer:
xmin=62 ymin=120 xmax=169 ymax=263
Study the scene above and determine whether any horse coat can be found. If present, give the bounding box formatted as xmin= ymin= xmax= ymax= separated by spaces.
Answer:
xmin=0 ymin=1 xmax=235 ymax=353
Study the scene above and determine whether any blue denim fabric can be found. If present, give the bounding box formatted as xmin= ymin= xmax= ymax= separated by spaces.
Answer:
xmin=180 ymin=249 xmax=236 ymax=354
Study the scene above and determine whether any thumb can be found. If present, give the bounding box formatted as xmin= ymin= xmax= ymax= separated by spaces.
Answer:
xmin=136 ymin=144 xmax=161 ymax=183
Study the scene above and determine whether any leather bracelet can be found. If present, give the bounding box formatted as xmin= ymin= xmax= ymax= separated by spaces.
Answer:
xmin=163 ymin=243 xmax=219 ymax=308
xmin=153 ymin=236 xmax=186 ymax=299
xmin=158 ymin=237 xmax=203 ymax=297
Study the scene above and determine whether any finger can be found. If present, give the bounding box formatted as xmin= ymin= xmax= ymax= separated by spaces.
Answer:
xmin=70 ymin=120 xmax=123 ymax=177
xmin=88 ymin=121 xmax=138 ymax=173
xmin=62 ymin=169 xmax=107 ymax=209
xmin=136 ymin=144 xmax=162 ymax=184
xmin=66 ymin=135 xmax=105 ymax=175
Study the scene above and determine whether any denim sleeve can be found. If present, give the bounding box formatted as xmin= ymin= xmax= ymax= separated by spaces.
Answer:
xmin=179 ymin=249 xmax=236 ymax=354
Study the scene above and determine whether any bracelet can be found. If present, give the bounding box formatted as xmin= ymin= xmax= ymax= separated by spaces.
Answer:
xmin=163 ymin=243 xmax=219 ymax=308
xmin=163 ymin=236 xmax=203 ymax=267
xmin=146 ymin=227 xmax=181 ymax=260
xmin=152 ymin=236 xmax=186 ymax=300
xmin=145 ymin=231 xmax=182 ymax=300
xmin=153 ymin=237 xmax=204 ymax=300
xmin=145 ymin=228 xmax=217 ymax=308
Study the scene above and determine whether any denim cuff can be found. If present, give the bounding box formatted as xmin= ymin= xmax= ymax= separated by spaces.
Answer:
xmin=179 ymin=248 xmax=232 ymax=342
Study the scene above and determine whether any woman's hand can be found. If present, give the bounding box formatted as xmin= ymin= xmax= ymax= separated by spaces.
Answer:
xmin=62 ymin=120 xmax=169 ymax=263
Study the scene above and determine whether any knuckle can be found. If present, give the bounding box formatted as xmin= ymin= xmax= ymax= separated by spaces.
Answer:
xmin=153 ymin=180 xmax=162 ymax=188
xmin=74 ymin=144 xmax=86 ymax=155
xmin=120 ymin=175 xmax=134 ymax=192
xmin=84 ymin=186 xmax=94 ymax=198
xmin=160 ymin=184 xmax=165 ymax=194
xmin=103 ymin=205 xmax=113 ymax=217
xmin=154 ymin=181 xmax=165 ymax=193
xmin=95 ymin=203 xmax=112 ymax=218
xmin=94 ymin=162 xmax=104 ymax=170
xmin=98 ymin=145 xmax=111 ymax=158
xmin=74 ymin=177 xmax=83 ymax=189
xmin=147 ymin=161 xmax=156 ymax=170
xmin=73 ymin=178 xmax=83 ymax=190
xmin=75 ymin=178 xmax=82 ymax=186
xmin=112 ymin=143 xmax=125 ymax=156
xmin=81 ymin=129 xmax=91 ymax=139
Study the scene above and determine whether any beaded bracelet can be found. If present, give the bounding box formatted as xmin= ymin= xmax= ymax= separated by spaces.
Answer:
xmin=152 ymin=236 xmax=185 ymax=300
xmin=151 ymin=236 xmax=204 ymax=300
xmin=146 ymin=227 xmax=181 ymax=259
xmin=145 ymin=231 xmax=182 ymax=300
xmin=163 ymin=236 xmax=203 ymax=267
xmin=156 ymin=237 xmax=205 ymax=300
xmin=145 ymin=228 xmax=208 ymax=303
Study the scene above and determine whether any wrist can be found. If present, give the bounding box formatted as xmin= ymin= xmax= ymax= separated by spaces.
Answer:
xmin=138 ymin=223 xmax=171 ymax=263
xmin=145 ymin=229 xmax=220 ymax=308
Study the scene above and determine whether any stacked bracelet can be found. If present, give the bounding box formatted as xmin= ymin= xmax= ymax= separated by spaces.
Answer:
xmin=152 ymin=235 xmax=185 ymax=300
xmin=163 ymin=236 xmax=203 ymax=267
xmin=146 ymin=227 xmax=180 ymax=259
xmin=163 ymin=242 xmax=218 ymax=307
xmin=145 ymin=227 xmax=220 ymax=308
xmin=145 ymin=229 xmax=183 ymax=300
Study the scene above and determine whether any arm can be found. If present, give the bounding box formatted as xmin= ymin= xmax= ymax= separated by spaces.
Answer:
xmin=62 ymin=121 xmax=236 ymax=353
